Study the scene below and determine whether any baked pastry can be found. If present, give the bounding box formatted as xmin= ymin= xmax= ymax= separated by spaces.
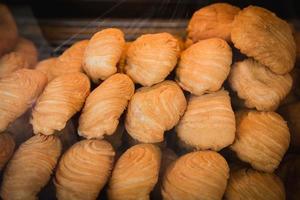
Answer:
xmin=176 ymin=38 xmax=232 ymax=95
xmin=0 ymin=4 xmax=18 ymax=56
xmin=125 ymin=81 xmax=187 ymax=143
xmin=125 ymin=33 xmax=180 ymax=86
xmin=176 ymin=90 xmax=235 ymax=151
xmin=229 ymin=59 xmax=292 ymax=111
xmin=187 ymin=3 xmax=240 ymax=42
xmin=55 ymin=139 xmax=115 ymax=200
xmin=278 ymin=102 xmax=300 ymax=149
xmin=230 ymin=110 xmax=290 ymax=173
xmin=35 ymin=57 xmax=57 ymax=81
xmin=0 ymin=37 xmax=38 ymax=78
xmin=161 ymin=151 xmax=229 ymax=200
xmin=118 ymin=42 xmax=131 ymax=73
xmin=225 ymin=168 xmax=285 ymax=200
xmin=107 ymin=144 xmax=161 ymax=200
xmin=0 ymin=134 xmax=62 ymax=200
xmin=0 ymin=69 xmax=47 ymax=132
xmin=31 ymin=73 xmax=90 ymax=135
xmin=83 ymin=28 xmax=125 ymax=82
xmin=231 ymin=6 xmax=296 ymax=75
xmin=0 ymin=133 xmax=15 ymax=170
xmin=78 ymin=73 xmax=134 ymax=139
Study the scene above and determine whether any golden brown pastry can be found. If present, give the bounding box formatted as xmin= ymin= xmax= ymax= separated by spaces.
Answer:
xmin=225 ymin=168 xmax=285 ymax=200
xmin=118 ymin=42 xmax=131 ymax=73
xmin=231 ymin=110 xmax=290 ymax=173
xmin=0 ymin=37 xmax=38 ymax=77
xmin=83 ymin=28 xmax=125 ymax=82
xmin=161 ymin=151 xmax=229 ymax=200
xmin=78 ymin=73 xmax=134 ymax=139
xmin=278 ymin=102 xmax=300 ymax=150
xmin=0 ymin=134 xmax=62 ymax=200
xmin=125 ymin=33 xmax=180 ymax=86
xmin=125 ymin=81 xmax=186 ymax=143
xmin=176 ymin=38 xmax=232 ymax=95
xmin=187 ymin=3 xmax=240 ymax=42
xmin=35 ymin=57 xmax=57 ymax=81
xmin=231 ymin=6 xmax=296 ymax=75
xmin=229 ymin=59 xmax=292 ymax=111
xmin=0 ymin=69 xmax=47 ymax=132
xmin=31 ymin=73 xmax=90 ymax=135
xmin=107 ymin=144 xmax=161 ymax=200
xmin=55 ymin=139 xmax=115 ymax=200
xmin=176 ymin=90 xmax=235 ymax=151
xmin=0 ymin=133 xmax=15 ymax=170
xmin=0 ymin=4 xmax=18 ymax=56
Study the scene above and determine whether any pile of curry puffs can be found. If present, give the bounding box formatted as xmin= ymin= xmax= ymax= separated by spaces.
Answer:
xmin=1 ymin=2 xmax=300 ymax=200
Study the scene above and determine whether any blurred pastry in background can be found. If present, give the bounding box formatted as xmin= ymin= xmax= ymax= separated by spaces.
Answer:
xmin=107 ymin=144 xmax=161 ymax=200
xmin=231 ymin=110 xmax=290 ymax=173
xmin=125 ymin=33 xmax=180 ymax=86
xmin=225 ymin=168 xmax=285 ymax=200
xmin=0 ymin=37 xmax=38 ymax=78
xmin=0 ymin=69 xmax=47 ymax=132
xmin=187 ymin=3 xmax=240 ymax=42
xmin=126 ymin=81 xmax=186 ymax=143
xmin=83 ymin=28 xmax=125 ymax=83
xmin=176 ymin=38 xmax=232 ymax=96
xmin=0 ymin=134 xmax=61 ymax=200
xmin=0 ymin=4 xmax=18 ymax=56
xmin=231 ymin=6 xmax=296 ymax=75
xmin=79 ymin=73 xmax=134 ymax=139
xmin=229 ymin=59 xmax=292 ymax=111
xmin=55 ymin=139 xmax=115 ymax=200
xmin=161 ymin=151 xmax=229 ymax=200
xmin=31 ymin=73 xmax=90 ymax=135
xmin=0 ymin=133 xmax=15 ymax=170
xmin=177 ymin=90 xmax=235 ymax=151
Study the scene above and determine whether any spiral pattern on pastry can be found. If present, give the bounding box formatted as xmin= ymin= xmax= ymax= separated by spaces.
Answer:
xmin=83 ymin=28 xmax=125 ymax=82
xmin=229 ymin=59 xmax=292 ymax=111
xmin=176 ymin=38 xmax=232 ymax=96
xmin=176 ymin=90 xmax=235 ymax=151
xmin=31 ymin=73 xmax=90 ymax=135
xmin=79 ymin=73 xmax=134 ymax=139
xmin=108 ymin=144 xmax=161 ymax=200
xmin=187 ymin=3 xmax=240 ymax=42
xmin=0 ymin=134 xmax=62 ymax=200
xmin=125 ymin=33 xmax=180 ymax=86
xmin=225 ymin=168 xmax=285 ymax=200
xmin=125 ymin=80 xmax=187 ymax=143
xmin=161 ymin=151 xmax=229 ymax=200
xmin=0 ymin=132 xmax=15 ymax=170
xmin=55 ymin=139 xmax=115 ymax=200
xmin=231 ymin=6 xmax=296 ymax=75
xmin=231 ymin=110 xmax=290 ymax=173
xmin=0 ymin=69 xmax=47 ymax=132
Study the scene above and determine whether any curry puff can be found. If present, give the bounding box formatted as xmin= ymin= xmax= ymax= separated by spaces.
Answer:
xmin=0 ymin=38 xmax=38 ymax=77
xmin=0 ymin=133 xmax=15 ymax=170
xmin=161 ymin=151 xmax=229 ymax=200
xmin=125 ymin=81 xmax=186 ymax=143
xmin=0 ymin=134 xmax=61 ymax=200
xmin=55 ymin=139 xmax=115 ymax=200
xmin=108 ymin=144 xmax=161 ymax=200
xmin=229 ymin=59 xmax=292 ymax=111
xmin=176 ymin=38 xmax=232 ymax=96
xmin=176 ymin=90 xmax=235 ymax=151
xmin=79 ymin=73 xmax=134 ymax=139
xmin=0 ymin=69 xmax=47 ymax=132
xmin=231 ymin=6 xmax=296 ymax=75
xmin=231 ymin=110 xmax=290 ymax=173
xmin=225 ymin=168 xmax=285 ymax=200
xmin=187 ymin=3 xmax=240 ymax=42
xmin=31 ymin=73 xmax=90 ymax=135
xmin=83 ymin=28 xmax=125 ymax=82
xmin=125 ymin=33 xmax=180 ymax=86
